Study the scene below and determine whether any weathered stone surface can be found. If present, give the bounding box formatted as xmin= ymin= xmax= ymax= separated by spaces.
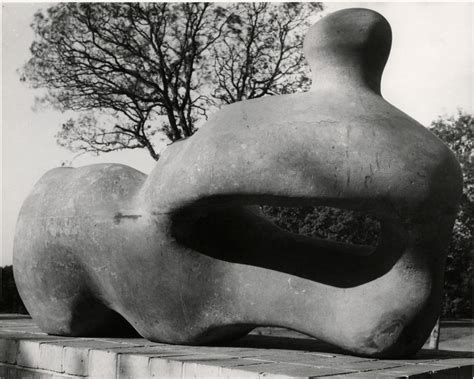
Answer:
xmin=13 ymin=8 xmax=462 ymax=358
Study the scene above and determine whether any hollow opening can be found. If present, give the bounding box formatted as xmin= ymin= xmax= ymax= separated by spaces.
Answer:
xmin=171 ymin=202 xmax=400 ymax=287
xmin=260 ymin=205 xmax=381 ymax=247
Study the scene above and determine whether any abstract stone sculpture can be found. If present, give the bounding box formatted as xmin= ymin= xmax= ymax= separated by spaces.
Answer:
xmin=14 ymin=8 xmax=462 ymax=358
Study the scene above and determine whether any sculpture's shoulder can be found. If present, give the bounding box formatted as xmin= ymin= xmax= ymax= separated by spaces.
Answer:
xmin=199 ymin=90 xmax=385 ymax=136
xmin=203 ymin=92 xmax=316 ymax=132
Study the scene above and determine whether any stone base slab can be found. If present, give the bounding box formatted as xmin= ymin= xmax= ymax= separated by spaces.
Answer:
xmin=0 ymin=315 xmax=472 ymax=378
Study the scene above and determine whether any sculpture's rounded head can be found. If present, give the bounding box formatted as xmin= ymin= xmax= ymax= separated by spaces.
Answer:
xmin=304 ymin=8 xmax=392 ymax=93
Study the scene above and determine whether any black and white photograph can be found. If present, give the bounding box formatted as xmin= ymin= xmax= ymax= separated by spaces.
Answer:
xmin=1 ymin=1 xmax=472 ymax=377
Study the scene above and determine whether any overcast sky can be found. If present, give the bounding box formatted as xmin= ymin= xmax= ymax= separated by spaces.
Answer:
xmin=2 ymin=2 xmax=473 ymax=266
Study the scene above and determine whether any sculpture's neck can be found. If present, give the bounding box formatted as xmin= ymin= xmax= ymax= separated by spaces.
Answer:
xmin=308 ymin=55 xmax=383 ymax=95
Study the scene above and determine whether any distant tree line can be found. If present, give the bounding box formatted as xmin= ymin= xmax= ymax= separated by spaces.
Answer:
xmin=0 ymin=266 xmax=27 ymax=314
xmin=431 ymin=111 xmax=472 ymax=318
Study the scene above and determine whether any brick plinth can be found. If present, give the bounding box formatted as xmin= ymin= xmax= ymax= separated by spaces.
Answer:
xmin=0 ymin=315 xmax=472 ymax=378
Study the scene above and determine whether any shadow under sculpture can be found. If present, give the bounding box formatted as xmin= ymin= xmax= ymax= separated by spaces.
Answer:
xmin=13 ymin=8 xmax=462 ymax=358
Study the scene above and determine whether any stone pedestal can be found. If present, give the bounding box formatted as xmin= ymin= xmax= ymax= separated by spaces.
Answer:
xmin=1 ymin=316 xmax=472 ymax=378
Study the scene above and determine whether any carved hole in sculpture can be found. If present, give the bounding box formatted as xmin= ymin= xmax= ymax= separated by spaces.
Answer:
xmin=172 ymin=202 xmax=398 ymax=288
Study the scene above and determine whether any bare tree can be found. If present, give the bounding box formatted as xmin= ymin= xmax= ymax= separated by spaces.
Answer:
xmin=211 ymin=3 xmax=323 ymax=104
xmin=20 ymin=2 xmax=323 ymax=160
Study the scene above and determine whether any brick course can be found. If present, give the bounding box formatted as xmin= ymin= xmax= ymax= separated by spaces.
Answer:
xmin=0 ymin=316 xmax=472 ymax=378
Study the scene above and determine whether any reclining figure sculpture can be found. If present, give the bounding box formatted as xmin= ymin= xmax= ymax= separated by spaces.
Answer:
xmin=14 ymin=8 xmax=462 ymax=358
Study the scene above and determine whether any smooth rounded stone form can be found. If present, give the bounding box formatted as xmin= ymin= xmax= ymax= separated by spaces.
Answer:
xmin=13 ymin=8 xmax=462 ymax=358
